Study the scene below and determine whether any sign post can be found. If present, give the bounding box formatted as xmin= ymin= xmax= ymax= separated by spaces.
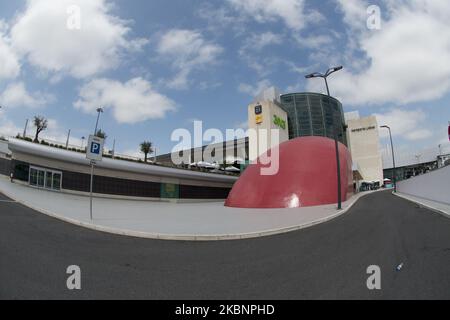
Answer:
xmin=86 ymin=135 xmax=104 ymax=220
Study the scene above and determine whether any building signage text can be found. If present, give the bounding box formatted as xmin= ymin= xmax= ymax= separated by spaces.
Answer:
xmin=351 ymin=126 xmax=376 ymax=133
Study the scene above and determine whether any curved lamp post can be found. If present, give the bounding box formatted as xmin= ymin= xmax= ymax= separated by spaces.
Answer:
xmin=305 ymin=66 xmax=344 ymax=209
xmin=380 ymin=125 xmax=396 ymax=193
xmin=94 ymin=107 xmax=104 ymax=135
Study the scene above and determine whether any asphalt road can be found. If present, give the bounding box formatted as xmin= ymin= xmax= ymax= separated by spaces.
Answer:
xmin=1 ymin=190 xmax=450 ymax=299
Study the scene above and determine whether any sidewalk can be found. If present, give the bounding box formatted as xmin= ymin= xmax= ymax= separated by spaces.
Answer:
xmin=394 ymin=192 xmax=450 ymax=218
xmin=0 ymin=176 xmax=376 ymax=240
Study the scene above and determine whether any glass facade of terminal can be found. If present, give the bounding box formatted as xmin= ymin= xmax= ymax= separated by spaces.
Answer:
xmin=280 ymin=93 xmax=347 ymax=146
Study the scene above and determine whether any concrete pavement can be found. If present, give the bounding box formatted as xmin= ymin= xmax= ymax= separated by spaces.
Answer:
xmin=0 ymin=176 xmax=376 ymax=240
xmin=395 ymin=192 xmax=450 ymax=218
xmin=1 ymin=190 xmax=450 ymax=299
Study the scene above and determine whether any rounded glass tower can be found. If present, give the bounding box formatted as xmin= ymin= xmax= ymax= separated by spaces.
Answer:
xmin=280 ymin=92 xmax=347 ymax=146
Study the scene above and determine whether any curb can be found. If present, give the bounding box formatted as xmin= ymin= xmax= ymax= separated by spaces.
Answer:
xmin=393 ymin=192 xmax=450 ymax=218
xmin=0 ymin=181 xmax=378 ymax=241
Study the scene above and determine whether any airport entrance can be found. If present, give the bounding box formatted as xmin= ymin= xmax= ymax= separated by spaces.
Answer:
xmin=29 ymin=166 xmax=62 ymax=191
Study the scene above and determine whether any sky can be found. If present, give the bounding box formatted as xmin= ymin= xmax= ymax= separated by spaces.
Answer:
xmin=0 ymin=0 xmax=449 ymax=159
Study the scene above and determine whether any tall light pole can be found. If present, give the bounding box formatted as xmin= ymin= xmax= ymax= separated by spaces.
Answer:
xmin=111 ymin=138 xmax=116 ymax=159
xmin=305 ymin=66 xmax=344 ymax=209
xmin=90 ymin=107 xmax=104 ymax=221
xmin=94 ymin=107 xmax=104 ymax=135
xmin=65 ymin=129 xmax=71 ymax=149
xmin=380 ymin=125 xmax=396 ymax=193
xmin=23 ymin=119 xmax=29 ymax=138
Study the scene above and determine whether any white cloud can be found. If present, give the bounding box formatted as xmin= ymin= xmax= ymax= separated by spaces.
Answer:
xmin=373 ymin=108 xmax=433 ymax=141
xmin=156 ymin=29 xmax=223 ymax=89
xmin=197 ymin=4 xmax=246 ymax=36
xmin=234 ymin=120 xmax=248 ymax=130
xmin=238 ymin=79 xmax=271 ymax=96
xmin=437 ymin=125 xmax=450 ymax=146
xmin=0 ymin=82 xmax=54 ymax=108
xmin=120 ymin=148 xmax=144 ymax=160
xmin=295 ymin=34 xmax=333 ymax=49
xmin=227 ymin=0 xmax=308 ymax=31
xmin=238 ymin=32 xmax=283 ymax=77
xmin=0 ymin=21 xmax=20 ymax=79
xmin=337 ymin=0 xmax=370 ymax=32
xmin=74 ymin=77 xmax=176 ymax=124
xmin=321 ymin=1 xmax=450 ymax=106
xmin=36 ymin=118 xmax=85 ymax=147
xmin=0 ymin=118 xmax=22 ymax=138
xmin=10 ymin=0 xmax=147 ymax=79
xmin=241 ymin=32 xmax=282 ymax=52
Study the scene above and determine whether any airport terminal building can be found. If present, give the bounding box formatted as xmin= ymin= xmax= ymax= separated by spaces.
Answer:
xmin=0 ymin=87 xmax=385 ymax=200
xmin=157 ymin=89 xmax=382 ymax=187
xmin=0 ymin=139 xmax=237 ymax=201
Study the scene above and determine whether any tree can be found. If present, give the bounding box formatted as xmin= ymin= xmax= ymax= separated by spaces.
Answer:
xmin=140 ymin=141 xmax=153 ymax=163
xmin=33 ymin=116 xmax=48 ymax=143
xmin=95 ymin=129 xmax=107 ymax=140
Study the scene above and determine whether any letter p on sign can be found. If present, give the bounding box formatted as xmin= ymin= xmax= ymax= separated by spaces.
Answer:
xmin=91 ymin=142 xmax=100 ymax=154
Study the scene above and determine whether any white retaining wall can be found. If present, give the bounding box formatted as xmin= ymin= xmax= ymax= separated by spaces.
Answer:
xmin=397 ymin=165 xmax=450 ymax=205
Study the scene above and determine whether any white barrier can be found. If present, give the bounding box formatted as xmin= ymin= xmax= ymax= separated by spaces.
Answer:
xmin=397 ymin=165 xmax=450 ymax=205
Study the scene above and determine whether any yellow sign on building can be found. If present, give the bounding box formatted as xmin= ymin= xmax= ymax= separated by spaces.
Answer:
xmin=255 ymin=115 xmax=263 ymax=124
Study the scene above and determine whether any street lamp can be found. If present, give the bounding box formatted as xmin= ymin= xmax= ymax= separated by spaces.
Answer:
xmin=305 ymin=66 xmax=343 ymax=96
xmin=380 ymin=125 xmax=396 ymax=193
xmin=94 ymin=107 xmax=104 ymax=135
xmin=81 ymin=136 xmax=85 ymax=149
xmin=305 ymin=66 xmax=344 ymax=209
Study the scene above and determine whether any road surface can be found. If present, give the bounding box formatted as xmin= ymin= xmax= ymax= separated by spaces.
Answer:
xmin=1 ymin=190 xmax=450 ymax=299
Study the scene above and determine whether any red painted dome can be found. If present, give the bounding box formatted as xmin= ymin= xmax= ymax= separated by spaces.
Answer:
xmin=225 ymin=136 xmax=353 ymax=208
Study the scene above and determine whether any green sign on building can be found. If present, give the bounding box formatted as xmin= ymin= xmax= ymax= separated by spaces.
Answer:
xmin=160 ymin=183 xmax=179 ymax=199
xmin=273 ymin=114 xmax=286 ymax=130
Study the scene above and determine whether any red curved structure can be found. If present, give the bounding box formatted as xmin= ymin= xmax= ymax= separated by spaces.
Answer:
xmin=225 ymin=136 xmax=353 ymax=208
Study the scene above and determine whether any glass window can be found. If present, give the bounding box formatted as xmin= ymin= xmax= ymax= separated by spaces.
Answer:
xmin=52 ymin=173 xmax=61 ymax=190
xmin=37 ymin=170 xmax=45 ymax=187
xmin=45 ymin=171 xmax=52 ymax=189
xmin=29 ymin=166 xmax=62 ymax=191
xmin=30 ymin=168 xmax=38 ymax=186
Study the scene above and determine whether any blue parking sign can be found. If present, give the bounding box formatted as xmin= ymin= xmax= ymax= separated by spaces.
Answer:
xmin=86 ymin=135 xmax=104 ymax=161
xmin=91 ymin=142 xmax=100 ymax=154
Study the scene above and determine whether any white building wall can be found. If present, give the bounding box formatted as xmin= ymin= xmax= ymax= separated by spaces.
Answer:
xmin=248 ymin=100 xmax=289 ymax=161
xmin=397 ymin=164 xmax=450 ymax=205
xmin=346 ymin=115 xmax=383 ymax=183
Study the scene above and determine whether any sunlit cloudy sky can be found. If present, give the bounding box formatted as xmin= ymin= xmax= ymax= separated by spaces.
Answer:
xmin=0 ymin=0 xmax=449 ymax=157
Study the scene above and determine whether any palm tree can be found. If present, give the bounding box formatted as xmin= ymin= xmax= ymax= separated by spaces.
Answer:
xmin=140 ymin=141 xmax=153 ymax=163
xmin=95 ymin=129 xmax=107 ymax=140
xmin=33 ymin=116 xmax=48 ymax=142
